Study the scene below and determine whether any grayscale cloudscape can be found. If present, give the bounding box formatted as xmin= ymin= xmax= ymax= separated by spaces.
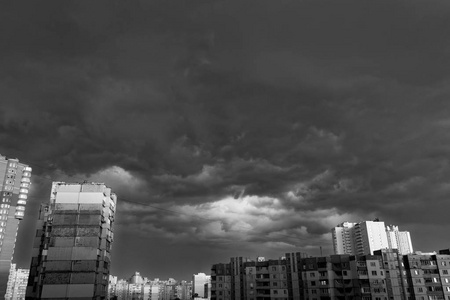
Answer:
xmin=1 ymin=0 xmax=450 ymax=280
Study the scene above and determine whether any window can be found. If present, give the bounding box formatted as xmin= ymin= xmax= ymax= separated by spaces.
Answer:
xmin=414 ymin=270 xmax=419 ymax=275
xmin=272 ymin=267 xmax=277 ymax=271
xmin=443 ymin=270 xmax=449 ymax=275
xmin=371 ymin=271 xmax=377 ymax=276
xmin=343 ymin=271 xmax=347 ymax=276
xmin=311 ymin=289 xmax=317 ymax=294
xmin=311 ymin=281 xmax=316 ymax=286
xmin=310 ymin=273 xmax=315 ymax=277
xmin=320 ymin=280 xmax=327 ymax=286
xmin=370 ymin=262 xmax=376 ymax=267
xmin=442 ymin=261 xmax=447 ymax=266
xmin=418 ymin=287 xmax=423 ymax=292
xmin=319 ymin=271 xmax=327 ymax=277
xmin=273 ymin=290 xmax=278 ymax=295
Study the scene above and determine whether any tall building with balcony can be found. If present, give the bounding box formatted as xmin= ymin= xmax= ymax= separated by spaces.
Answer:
xmin=354 ymin=220 xmax=389 ymax=255
xmin=332 ymin=222 xmax=357 ymax=255
xmin=386 ymin=225 xmax=414 ymax=255
xmin=0 ymin=155 xmax=31 ymax=298
xmin=26 ymin=182 xmax=117 ymax=299
xmin=211 ymin=257 xmax=289 ymax=300
xmin=5 ymin=263 xmax=29 ymax=300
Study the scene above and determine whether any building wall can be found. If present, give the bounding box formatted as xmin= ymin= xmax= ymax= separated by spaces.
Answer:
xmin=26 ymin=182 xmax=117 ymax=299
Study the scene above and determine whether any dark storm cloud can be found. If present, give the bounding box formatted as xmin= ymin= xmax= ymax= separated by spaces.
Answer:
xmin=3 ymin=0 xmax=450 ymax=279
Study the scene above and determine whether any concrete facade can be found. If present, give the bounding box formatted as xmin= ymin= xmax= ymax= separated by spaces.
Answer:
xmin=26 ymin=182 xmax=117 ymax=299
xmin=0 ymin=155 xmax=31 ymax=298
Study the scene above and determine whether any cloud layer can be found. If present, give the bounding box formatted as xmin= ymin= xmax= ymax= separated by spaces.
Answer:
xmin=3 ymin=0 xmax=450 ymax=280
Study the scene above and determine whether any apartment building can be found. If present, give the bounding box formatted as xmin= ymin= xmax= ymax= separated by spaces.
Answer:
xmin=212 ymin=251 xmax=450 ymax=300
xmin=26 ymin=182 xmax=117 ymax=299
xmin=0 ymin=155 xmax=31 ymax=297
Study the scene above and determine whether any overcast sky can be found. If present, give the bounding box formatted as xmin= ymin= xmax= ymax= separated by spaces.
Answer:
xmin=2 ymin=0 xmax=450 ymax=281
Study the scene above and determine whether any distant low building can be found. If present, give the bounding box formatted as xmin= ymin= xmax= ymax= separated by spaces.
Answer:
xmin=193 ymin=273 xmax=211 ymax=299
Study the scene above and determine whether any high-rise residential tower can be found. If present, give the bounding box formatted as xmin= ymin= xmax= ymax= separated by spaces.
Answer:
xmin=0 ymin=155 xmax=31 ymax=298
xmin=354 ymin=220 xmax=390 ymax=255
xmin=386 ymin=225 xmax=414 ymax=255
xmin=331 ymin=221 xmax=357 ymax=255
xmin=26 ymin=182 xmax=117 ymax=299
xmin=332 ymin=220 xmax=413 ymax=256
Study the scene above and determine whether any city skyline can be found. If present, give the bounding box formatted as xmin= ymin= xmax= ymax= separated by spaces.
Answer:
xmin=2 ymin=0 xmax=450 ymax=282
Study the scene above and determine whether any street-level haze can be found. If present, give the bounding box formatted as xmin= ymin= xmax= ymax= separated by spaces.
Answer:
xmin=2 ymin=0 xmax=450 ymax=281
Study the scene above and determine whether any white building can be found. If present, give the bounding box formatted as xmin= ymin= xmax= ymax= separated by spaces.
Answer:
xmin=5 ymin=264 xmax=29 ymax=300
xmin=192 ymin=273 xmax=210 ymax=299
xmin=331 ymin=222 xmax=356 ymax=255
xmin=332 ymin=220 xmax=413 ymax=256
xmin=386 ymin=225 xmax=413 ymax=255
xmin=354 ymin=220 xmax=389 ymax=255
